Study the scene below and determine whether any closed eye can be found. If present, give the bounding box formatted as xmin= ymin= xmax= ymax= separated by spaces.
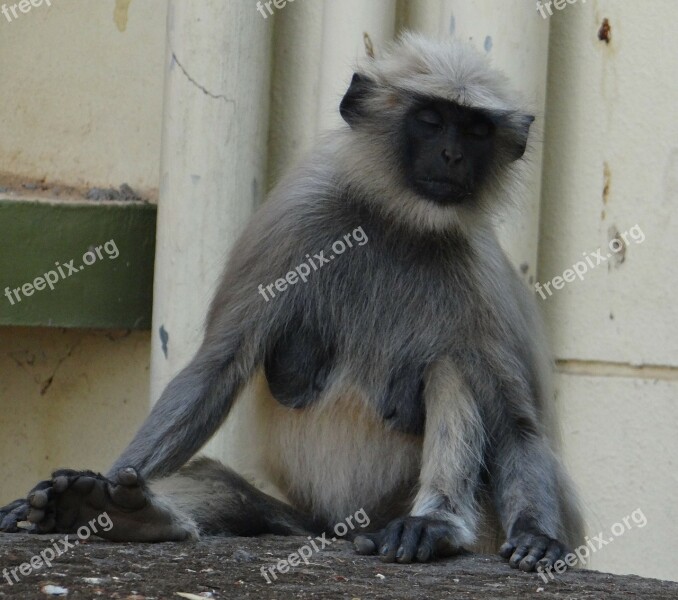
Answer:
xmin=415 ymin=108 xmax=443 ymax=127
xmin=464 ymin=120 xmax=493 ymax=138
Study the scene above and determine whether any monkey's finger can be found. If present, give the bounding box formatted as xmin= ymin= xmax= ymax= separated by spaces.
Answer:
xmin=537 ymin=540 xmax=566 ymax=572
xmin=508 ymin=538 xmax=533 ymax=569
xmin=519 ymin=537 xmax=549 ymax=572
xmin=396 ymin=520 xmax=424 ymax=563
xmin=354 ymin=533 xmax=380 ymax=555
xmin=379 ymin=520 xmax=405 ymax=562
xmin=499 ymin=541 xmax=516 ymax=558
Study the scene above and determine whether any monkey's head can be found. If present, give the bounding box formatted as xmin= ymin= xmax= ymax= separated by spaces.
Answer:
xmin=335 ymin=33 xmax=535 ymax=232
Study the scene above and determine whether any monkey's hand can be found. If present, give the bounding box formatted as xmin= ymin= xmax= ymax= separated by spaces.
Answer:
xmin=353 ymin=516 xmax=464 ymax=563
xmin=16 ymin=467 xmax=196 ymax=542
xmin=499 ymin=529 xmax=570 ymax=572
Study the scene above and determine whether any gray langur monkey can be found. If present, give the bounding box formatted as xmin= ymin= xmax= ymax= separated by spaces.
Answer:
xmin=0 ymin=33 xmax=583 ymax=572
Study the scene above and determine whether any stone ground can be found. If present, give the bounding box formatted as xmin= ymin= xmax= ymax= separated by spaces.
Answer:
xmin=1 ymin=533 xmax=676 ymax=599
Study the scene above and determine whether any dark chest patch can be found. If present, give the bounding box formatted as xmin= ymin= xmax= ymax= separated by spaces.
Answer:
xmin=264 ymin=318 xmax=334 ymax=409
xmin=377 ymin=363 xmax=427 ymax=435
xmin=264 ymin=318 xmax=426 ymax=435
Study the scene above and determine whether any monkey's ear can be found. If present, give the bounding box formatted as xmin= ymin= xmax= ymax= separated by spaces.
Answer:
xmin=340 ymin=73 xmax=375 ymax=128
xmin=508 ymin=113 xmax=535 ymax=161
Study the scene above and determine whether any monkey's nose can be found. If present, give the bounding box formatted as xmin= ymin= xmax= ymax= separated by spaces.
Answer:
xmin=442 ymin=148 xmax=463 ymax=165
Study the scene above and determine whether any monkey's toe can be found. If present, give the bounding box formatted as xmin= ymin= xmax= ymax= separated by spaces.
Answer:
xmin=0 ymin=499 xmax=31 ymax=532
xmin=501 ymin=532 xmax=569 ymax=572
xmin=107 ymin=467 xmax=147 ymax=510
xmin=2 ymin=479 xmax=58 ymax=533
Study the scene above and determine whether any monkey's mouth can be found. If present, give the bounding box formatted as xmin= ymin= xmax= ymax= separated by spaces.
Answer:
xmin=415 ymin=178 xmax=471 ymax=204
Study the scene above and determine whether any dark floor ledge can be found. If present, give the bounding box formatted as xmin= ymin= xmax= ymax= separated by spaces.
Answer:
xmin=0 ymin=534 xmax=676 ymax=599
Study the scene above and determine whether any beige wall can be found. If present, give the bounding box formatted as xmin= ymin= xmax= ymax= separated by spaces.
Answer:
xmin=0 ymin=328 xmax=150 ymax=493
xmin=0 ymin=0 xmax=167 ymax=194
xmin=0 ymin=0 xmax=167 ymax=495
xmin=540 ymin=0 xmax=678 ymax=582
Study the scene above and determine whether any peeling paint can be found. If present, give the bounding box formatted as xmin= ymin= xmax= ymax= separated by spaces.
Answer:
xmin=363 ymin=32 xmax=375 ymax=59
xmin=114 ymin=0 xmax=132 ymax=33
xmin=159 ymin=325 xmax=169 ymax=359
xmin=598 ymin=18 xmax=611 ymax=44
xmin=602 ymin=162 xmax=611 ymax=205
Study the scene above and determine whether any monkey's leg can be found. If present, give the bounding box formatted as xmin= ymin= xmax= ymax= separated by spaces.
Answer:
xmin=355 ymin=360 xmax=484 ymax=563
xmin=26 ymin=458 xmax=318 ymax=542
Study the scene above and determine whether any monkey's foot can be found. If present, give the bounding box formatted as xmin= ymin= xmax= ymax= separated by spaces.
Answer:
xmin=26 ymin=468 xmax=198 ymax=542
xmin=353 ymin=516 xmax=464 ymax=563
xmin=0 ymin=478 xmax=58 ymax=533
xmin=499 ymin=531 xmax=570 ymax=573
xmin=0 ymin=497 xmax=32 ymax=532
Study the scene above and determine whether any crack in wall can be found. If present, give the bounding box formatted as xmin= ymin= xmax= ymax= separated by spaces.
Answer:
xmin=171 ymin=51 xmax=235 ymax=106
xmin=40 ymin=340 xmax=82 ymax=395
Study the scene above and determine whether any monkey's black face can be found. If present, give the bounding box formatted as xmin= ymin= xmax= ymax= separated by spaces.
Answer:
xmin=403 ymin=100 xmax=496 ymax=205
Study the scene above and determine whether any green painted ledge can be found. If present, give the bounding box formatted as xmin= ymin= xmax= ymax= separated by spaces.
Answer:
xmin=0 ymin=199 xmax=156 ymax=329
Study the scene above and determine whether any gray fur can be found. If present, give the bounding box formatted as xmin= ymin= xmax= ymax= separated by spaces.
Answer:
xmin=2 ymin=33 xmax=583 ymax=569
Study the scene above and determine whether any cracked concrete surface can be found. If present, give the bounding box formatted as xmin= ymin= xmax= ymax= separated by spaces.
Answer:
xmin=1 ymin=534 xmax=676 ymax=599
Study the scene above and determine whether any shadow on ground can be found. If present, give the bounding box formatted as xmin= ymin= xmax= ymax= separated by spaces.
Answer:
xmin=1 ymin=533 xmax=676 ymax=599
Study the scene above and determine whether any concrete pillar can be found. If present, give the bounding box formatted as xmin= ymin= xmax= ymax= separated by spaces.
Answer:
xmin=316 ymin=0 xmax=398 ymax=131
xmin=150 ymin=0 xmax=273 ymax=462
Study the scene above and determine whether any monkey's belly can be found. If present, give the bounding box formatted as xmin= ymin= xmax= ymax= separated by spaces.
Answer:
xmin=239 ymin=372 xmax=422 ymax=529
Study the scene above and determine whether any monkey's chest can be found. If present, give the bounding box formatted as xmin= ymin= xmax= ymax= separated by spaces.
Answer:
xmin=264 ymin=317 xmax=446 ymax=436
xmin=263 ymin=245 xmax=487 ymax=435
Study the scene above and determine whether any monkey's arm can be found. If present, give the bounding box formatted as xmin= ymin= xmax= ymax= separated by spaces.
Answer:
xmin=355 ymin=359 xmax=484 ymax=562
xmin=107 ymin=320 xmax=250 ymax=480
xmin=409 ymin=359 xmax=484 ymax=545
xmin=490 ymin=408 xmax=572 ymax=572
